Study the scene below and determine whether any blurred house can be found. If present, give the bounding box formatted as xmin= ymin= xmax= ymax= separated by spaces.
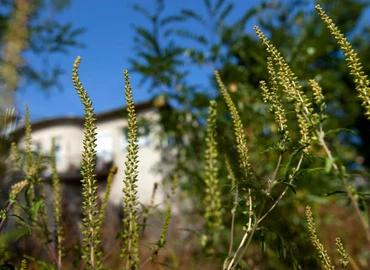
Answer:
xmin=14 ymin=100 xmax=169 ymax=209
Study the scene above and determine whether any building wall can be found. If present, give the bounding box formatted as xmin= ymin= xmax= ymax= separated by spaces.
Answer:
xmin=95 ymin=110 xmax=164 ymax=206
xmin=19 ymin=123 xmax=84 ymax=173
xmin=17 ymin=108 xmax=165 ymax=208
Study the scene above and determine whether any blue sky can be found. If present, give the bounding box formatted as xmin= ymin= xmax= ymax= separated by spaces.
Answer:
xmin=16 ymin=0 xmax=260 ymax=121
xmin=16 ymin=0 xmax=370 ymax=121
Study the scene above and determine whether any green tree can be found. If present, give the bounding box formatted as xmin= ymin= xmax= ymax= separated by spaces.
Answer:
xmin=0 ymin=0 xmax=85 ymax=102
xmin=0 ymin=0 xmax=84 ymax=202
xmin=130 ymin=0 xmax=370 ymax=267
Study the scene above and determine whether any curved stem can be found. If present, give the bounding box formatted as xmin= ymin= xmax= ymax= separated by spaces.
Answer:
xmin=315 ymin=128 xmax=370 ymax=246
xmin=228 ymin=185 xmax=238 ymax=255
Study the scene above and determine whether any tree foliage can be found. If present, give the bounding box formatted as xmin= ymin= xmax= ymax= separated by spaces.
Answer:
xmin=130 ymin=0 xmax=370 ymax=267
xmin=0 ymin=0 xmax=85 ymax=94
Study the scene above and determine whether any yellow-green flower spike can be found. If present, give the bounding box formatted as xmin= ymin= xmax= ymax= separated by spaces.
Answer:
xmin=51 ymin=138 xmax=64 ymax=269
xmin=160 ymin=203 xmax=171 ymax=247
xmin=142 ymin=182 xmax=158 ymax=233
xmin=260 ymin=57 xmax=290 ymax=141
xmin=309 ymin=79 xmax=325 ymax=106
xmin=306 ymin=206 xmax=334 ymax=270
xmin=203 ymin=100 xmax=223 ymax=253
xmin=20 ymin=259 xmax=27 ymax=270
xmin=255 ymin=26 xmax=312 ymax=151
xmin=316 ymin=4 xmax=370 ymax=119
xmin=98 ymin=165 xmax=117 ymax=230
xmin=9 ymin=180 xmax=27 ymax=203
xmin=72 ymin=56 xmax=102 ymax=269
xmin=24 ymin=104 xmax=33 ymax=175
xmin=335 ymin=237 xmax=349 ymax=269
xmin=121 ymin=70 xmax=140 ymax=269
xmin=215 ymin=71 xmax=251 ymax=177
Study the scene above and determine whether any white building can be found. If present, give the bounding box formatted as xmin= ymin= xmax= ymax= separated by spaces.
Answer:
xmin=15 ymin=100 xmax=169 ymax=208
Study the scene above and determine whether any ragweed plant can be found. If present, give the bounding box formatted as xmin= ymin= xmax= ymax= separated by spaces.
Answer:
xmin=141 ymin=182 xmax=158 ymax=234
xmin=51 ymin=138 xmax=64 ymax=270
xmin=316 ymin=4 xmax=370 ymax=118
xmin=259 ymin=57 xmax=290 ymax=144
xmin=22 ymin=105 xmax=49 ymax=243
xmin=20 ymin=259 xmax=27 ymax=270
xmin=140 ymin=203 xmax=172 ymax=269
xmin=0 ymin=180 xmax=28 ymax=231
xmin=3 ymin=4 xmax=370 ymax=269
xmin=214 ymin=71 xmax=251 ymax=176
xmin=306 ymin=206 xmax=335 ymax=270
xmin=72 ymin=56 xmax=102 ymax=269
xmin=1 ymin=107 xmax=58 ymax=268
xmin=224 ymin=155 xmax=238 ymax=256
xmin=121 ymin=69 xmax=140 ymax=269
xmin=335 ymin=237 xmax=349 ymax=269
xmin=306 ymin=206 xmax=350 ymax=269
xmin=214 ymin=72 xmax=256 ymax=270
xmin=97 ymin=165 xmax=117 ymax=230
xmin=254 ymin=26 xmax=313 ymax=152
xmin=202 ymin=100 xmax=223 ymax=254
xmin=220 ymin=5 xmax=370 ymax=268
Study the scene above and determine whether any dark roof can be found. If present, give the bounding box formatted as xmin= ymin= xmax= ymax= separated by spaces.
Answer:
xmin=13 ymin=99 xmax=158 ymax=139
xmin=43 ymin=166 xmax=113 ymax=184
xmin=96 ymin=100 xmax=153 ymax=121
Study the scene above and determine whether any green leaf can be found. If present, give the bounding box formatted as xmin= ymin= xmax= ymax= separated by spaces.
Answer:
xmin=324 ymin=157 xmax=335 ymax=173
xmin=213 ymin=0 xmax=226 ymax=16
xmin=299 ymin=167 xmax=325 ymax=174
xmin=324 ymin=190 xmax=347 ymax=196
xmin=358 ymin=192 xmax=370 ymax=197
xmin=358 ymin=196 xmax=369 ymax=228
xmin=218 ymin=3 xmax=234 ymax=23
xmin=23 ymin=255 xmax=56 ymax=270
xmin=174 ymin=29 xmax=208 ymax=45
xmin=31 ymin=201 xmax=43 ymax=220
xmin=133 ymin=4 xmax=153 ymax=21
xmin=180 ymin=9 xmax=206 ymax=26
xmin=260 ymin=231 xmax=265 ymax=254
xmin=160 ymin=15 xmax=185 ymax=26
xmin=325 ymin=128 xmax=356 ymax=136
xmin=284 ymin=145 xmax=306 ymax=183
xmin=278 ymin=180 xmax=297 ymax=194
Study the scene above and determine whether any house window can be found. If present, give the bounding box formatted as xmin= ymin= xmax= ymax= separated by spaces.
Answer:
xmin=121 ymin=127 xmax=129 ymax=149
xmin=138 ymin=124 xmax=150 ymax=146
xmin=51 ymin=137 xmax=62 ymax=167
xmin=121 ymin=124 xmax=150 ymax=150
xmin=161 ymin=133 xmax=176 ymax=147
xmin=96 ymin=131 xmax=113 ymax=171
xmin=32 ymin=141 xmax=42 ymax=153
xmin=96 ymin=131 xmax=113 ymax=162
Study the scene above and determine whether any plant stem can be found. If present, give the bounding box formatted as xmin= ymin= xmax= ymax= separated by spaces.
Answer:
xmin=0 ymin=202 xmax=13 ymax=231
xmin=228 ymin=185 xmax=238 ymax=255
xmin=315 ymin=127 xmax=370 ymax=246
xmin=227 ymin=152 xmax=291 ymax=269
xmin=226 ymin=188 xmax=253 ymax=270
